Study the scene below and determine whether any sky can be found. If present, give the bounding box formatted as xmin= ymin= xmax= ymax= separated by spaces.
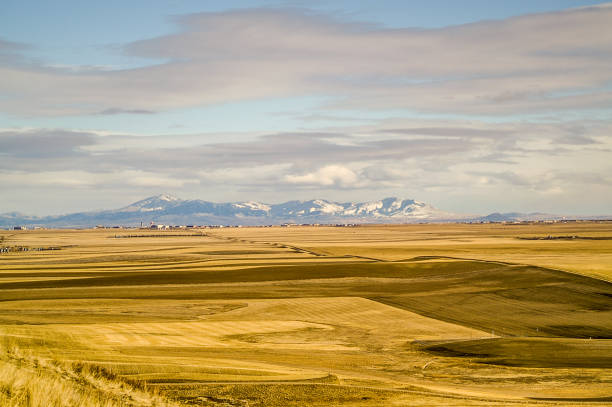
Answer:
xmin=1 ymin=1 xmax=611 ymax=216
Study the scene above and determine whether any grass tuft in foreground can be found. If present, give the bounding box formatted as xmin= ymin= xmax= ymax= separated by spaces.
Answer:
xmin=0 ymin=341 xmax=180 ymax=407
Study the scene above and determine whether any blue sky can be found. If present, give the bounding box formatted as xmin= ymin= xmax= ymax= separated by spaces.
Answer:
xmin=2 ymin=0 xmax=608 ymax=135
xmin=1 ymin=1 xmax=611 ymax=215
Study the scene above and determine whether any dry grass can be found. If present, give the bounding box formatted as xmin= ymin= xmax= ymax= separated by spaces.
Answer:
xmin=214 ymin=222 xmax=612 ymax=281
xmin=0 ymin=224 xmax=611 ymax=405
xmin=0 ymin=341 xmax=178 ymax=407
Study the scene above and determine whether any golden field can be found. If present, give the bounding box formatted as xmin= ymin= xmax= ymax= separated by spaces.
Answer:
xmin=0 ymin=222 xmax=611 ymax=406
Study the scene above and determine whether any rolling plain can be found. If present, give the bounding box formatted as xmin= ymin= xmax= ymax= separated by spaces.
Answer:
xmin=0 ymin=222 xmax=611 ymax=406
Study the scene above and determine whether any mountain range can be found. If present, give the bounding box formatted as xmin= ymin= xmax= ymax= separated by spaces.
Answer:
xmin=0 ymin=194 xmax=602 ymax=228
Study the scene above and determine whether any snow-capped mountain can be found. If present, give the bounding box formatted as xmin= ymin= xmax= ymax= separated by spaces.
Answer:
xmin=267 ymin=197 xmax=452 ymax=220
xmin=120 ymin=193 xmax=182 ymax=212
xmin=1 ymin=194 xmax=604 ymax=228
xmin=0 ymin=194 xmax=465 ymax=227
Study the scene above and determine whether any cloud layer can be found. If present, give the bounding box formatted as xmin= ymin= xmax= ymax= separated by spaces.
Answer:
xmin=2 ymin=118 xmax=611 ymax=214
xmin=1 ymin=5 xmax=611 ymax=116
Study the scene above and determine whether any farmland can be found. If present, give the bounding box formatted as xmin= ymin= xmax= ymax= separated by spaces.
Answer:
xmin=0 ymin=222 xmax=611 ymax=406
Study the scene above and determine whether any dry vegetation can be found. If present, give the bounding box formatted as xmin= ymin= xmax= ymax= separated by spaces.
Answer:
xmin=0 ymin=338 xmax=177 ymax=407
xmin=0 ymin=222 xmax=611 ymax=406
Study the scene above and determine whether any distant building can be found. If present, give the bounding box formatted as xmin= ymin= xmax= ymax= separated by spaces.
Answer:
xmin=13 ymin=226 xmax=27 ymax=230
xmin=150 ymin=224 xmax=168 ymax=230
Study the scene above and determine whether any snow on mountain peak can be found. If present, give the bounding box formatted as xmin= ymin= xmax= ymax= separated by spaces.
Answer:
xmin=312 ymin=199 xmax=344 ymax=214
xmin=234 ymin=201 xmax=271 ymax=213
xmin=156 ymin=193 xmax=180 ymax=202
xmin=121 ymin=193 xmax=183 ymax=212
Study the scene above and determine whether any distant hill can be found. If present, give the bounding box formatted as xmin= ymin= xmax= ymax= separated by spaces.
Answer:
xmin=0 ymin=194 xmax=608 ymax=228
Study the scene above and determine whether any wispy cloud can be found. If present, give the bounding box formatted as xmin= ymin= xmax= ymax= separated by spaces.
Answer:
xmin=1 ymin=120 xmax=610 ymax=201
xmin=1 ymin=5 xmax=611 ymax=116
xmin=97 ymin=108 xmax=156 ymax=115
xmin=0 ymin=129 xmax=96 ymax=158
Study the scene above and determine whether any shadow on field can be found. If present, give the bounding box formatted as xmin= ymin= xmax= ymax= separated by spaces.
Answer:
xmin=1 ymin=258 xmax=611 ymax=340
xmin=421 ymin=337 xmax=612 ymax=368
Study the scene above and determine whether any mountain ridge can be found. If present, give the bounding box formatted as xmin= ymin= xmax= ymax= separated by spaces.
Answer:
xmin=0 ymin=194 xmax=607 ymax=228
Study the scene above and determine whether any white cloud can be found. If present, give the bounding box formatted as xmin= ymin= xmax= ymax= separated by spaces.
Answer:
xmin=197 ymin=163 xmax=292 ymax=183
xmin=285 ymin=165 xmax=362 ymax=187
xmin=1 ymin=117 xmax=612 ymax=214
xmin=0 ymin=170 xmax=198 ymax=188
